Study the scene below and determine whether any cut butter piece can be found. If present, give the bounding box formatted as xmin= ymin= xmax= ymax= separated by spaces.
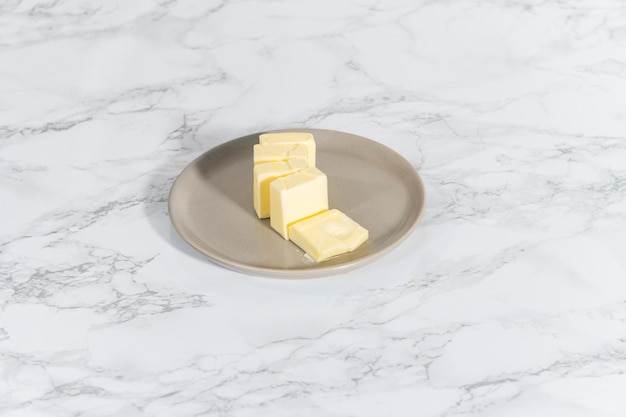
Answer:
xmin=253 ymin=143 xmax=310 ymax=165
xmin=288 ymin=209 xmax=368 ymax=262
xmin=270 ymin=167 xmax=328 ymax=239
xmin=253 ymin=159 xmax=308 ymax=219
xmin=259 ymin=132 xmax=316 ymax=167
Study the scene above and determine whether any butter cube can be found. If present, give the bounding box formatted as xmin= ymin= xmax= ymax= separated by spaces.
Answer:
xmin=253 ymin=143 xmax=310 ymax=166
xmin=270 ymin=167 xmax=328 ymax=239
xmin=288 ymin=209 xmax=368 ymax=262
xmin=259 ymin=132 xmax=316 ymax=166
xmin=253 ymin=159 xmax=308 ymax=219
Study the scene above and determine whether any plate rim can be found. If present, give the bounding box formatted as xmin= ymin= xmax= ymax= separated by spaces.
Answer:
xmin=168 ymin=128 xmax=426 ymax=278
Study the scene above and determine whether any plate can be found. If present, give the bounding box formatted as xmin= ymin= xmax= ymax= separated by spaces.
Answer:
xmin=168 ymin=128 xmax=425 ymax=278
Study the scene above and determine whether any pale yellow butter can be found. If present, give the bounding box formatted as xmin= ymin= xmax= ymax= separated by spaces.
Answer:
xmin=253 ymin=159 xmax=308 ymax=219
xmin=270 ymin=167 xmax=328 ymax=239
xmin=253 ymin=143 xmax=310 ymax=165
xmin=288 ymin=209 xmax=368 ymax=262
xmin=259 ymin=132 xmax=316 ymax=166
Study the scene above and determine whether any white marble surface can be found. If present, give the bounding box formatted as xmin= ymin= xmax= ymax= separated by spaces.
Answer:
xmin=2 ymin=0 xmax=626 ymax=415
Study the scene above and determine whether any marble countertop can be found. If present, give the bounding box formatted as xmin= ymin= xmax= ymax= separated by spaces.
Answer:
xmin=2 ymin=0 xmax=626 ymax=415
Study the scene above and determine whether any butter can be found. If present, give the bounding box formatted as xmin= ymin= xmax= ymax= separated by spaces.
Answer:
xmin=259 ymin=132 xmax=316 ymax=166
xmin=288 ymin=209 xmax=368 ymax=262
xmin=253 ymin=159 xmax=308 ymax=219
xmin=270 ymin=167 xmax=328 ymax=239
xmin=253 ymin=143 xmax=310 ymax=165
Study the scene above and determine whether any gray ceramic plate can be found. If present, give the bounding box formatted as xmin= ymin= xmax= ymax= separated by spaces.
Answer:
xmin=168 ymin=128 xmax=425 ymax=278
